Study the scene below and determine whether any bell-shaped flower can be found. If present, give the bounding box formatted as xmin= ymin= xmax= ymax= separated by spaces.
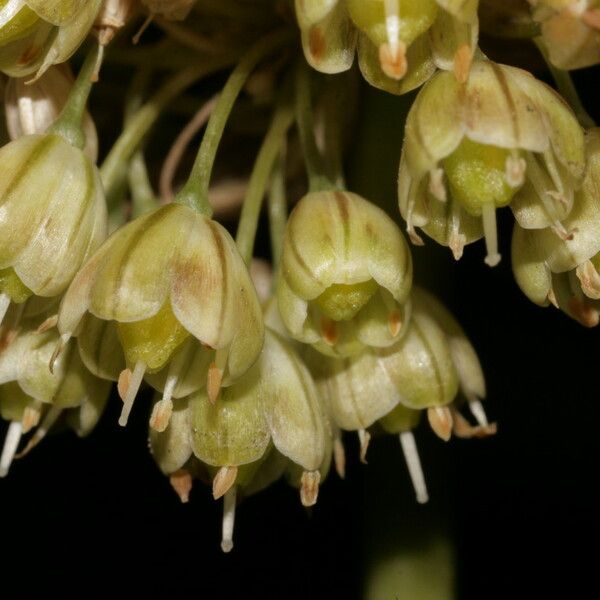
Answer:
xmin=399 ymin=58 xmax=585 ymax=265
xmin=150 ymin=329 xmax=330 ymax=552
xmin=0 ymin=131 xmax=107 ymax=324
xmin=0 ymin=0 xmax=102 ymax=79
xmin=57 ymin=203 xmax=264 ymax=427
xmin=277 ymin=190 xmax=413 ymax=357
xmin=512 ymin=128 xmax=600 ymax=326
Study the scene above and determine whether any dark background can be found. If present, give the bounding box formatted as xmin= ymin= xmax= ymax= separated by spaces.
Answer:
xmin=1 ymin=34 xmax=599 ymax=600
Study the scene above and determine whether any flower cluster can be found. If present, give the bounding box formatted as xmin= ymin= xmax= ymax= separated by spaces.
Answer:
xmin=0 ymin=0 xmax=596 ymax=554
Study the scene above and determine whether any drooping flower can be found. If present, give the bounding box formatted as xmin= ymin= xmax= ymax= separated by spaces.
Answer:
xmin=57 ymin=203 xmax=264 ymax=427
xmin=399 ymin=58 xmax=585 ymax=265
xmin=277 ymin=190 xmax=412 ymax=357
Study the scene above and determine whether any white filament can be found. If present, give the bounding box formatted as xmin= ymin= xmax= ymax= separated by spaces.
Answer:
xmin=0 ymin=421 xmax=23 ymax=478
xmin=399 ymin=431 xmax=429 ymax=504
xmin=384 ymin=0 xmax=401 ymax=55
xmin=481 ymin=203 xmax=501 ymax=267
xmin=221 ymin=487 xmax=237 ymax=553
xmin=469 ymin=399 xmax=489 ymax=427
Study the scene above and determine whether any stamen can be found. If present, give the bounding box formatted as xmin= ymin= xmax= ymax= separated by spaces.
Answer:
xmin=481 ymin=203 xmax=501 ymax=267
xmin=547 ymin=287 xmax=559 ymax=308
xmin=21 ymin=403 xmax=42 ymax=434
xmin=451 ymin=406 xmax=497 ymax=439
xmin=406 ymin=181 xmax=425 ymax=246
xmin=149 ymin=370 xmax=178 ymax=432
xmin=320 ymin=317 xmax=339 ymax=346
xmin=427 ymin=406 xmax=453 ymax=442
xmin=449 ymin=200 xmax=466 ymax=261
xmin=399 ymin=431 xmax=429 ymax=504
xmin=358 ymin=428 xmax=371 ymax=464
xmin=300 ymin=470 xmax=321 ymax=507
xmin=118 ymin=361 xmax=146 ymax=427
xmin=0 ymin=421 xmax=23 ymax=477
xmin=378 ymin=40 xmax=408 ymax=80
xmin=0 ymin=293 xmax=10 ymax=327
xmin=132 ymin=14 xmax=153 ymax=44
xmin=576 ymin=260 xmax=600 ymax=300
xmin=207 ymin=346 xmax=229 ymax=404
xmin=453 ymin=43 xmax=472 ymax=84
xmin=388 ymin=310 xmax=402 ymax=337
xmin=49 ymin=333 xmax=71 ymax=374
xmin=16 ymin=406 xmax=62 ymax=458
xmin=428 ymin=168 xmax=447 ymax=202
xmin=213 ymin=466 xmax=238 ymax=500
xmin=468 ymin=399 xmax=489 ymax=427
xmin=37 ymin=314 xmax=58 ymax=334
xmin=169 ymin=469 xmax=193 ymax=503
xmin=221 ymin=487 xmax=237 ymax=553
xmin=505 ymin=153 xmax=526 ymax=188
xmin=333 ymin=431 xmax=346 ymax=479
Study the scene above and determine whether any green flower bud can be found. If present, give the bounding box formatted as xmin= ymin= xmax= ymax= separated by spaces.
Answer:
xmin=399 ymin=59 xmax=585 ymax=266
xmin=277 ymin=190 xmax=412 ymax=358
xmin=512 ymin=128 xmax=600 ymax=326
xmin=4 ymin=64 xmax=98 ymax=160
xmin=532 ymin=0 xmax=600 ymax=69
xmin=295 ymin=0 xmax=358 ymax=74
xmin=57 ymin=203 xmax=264 ymax=427
xmin=0 ymin=132 xmax=107 ymax=324
xmin=0 ymin=0 xmax=102 ymax=78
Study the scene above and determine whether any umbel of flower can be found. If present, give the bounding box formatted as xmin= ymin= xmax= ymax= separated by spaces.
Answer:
xmin=512 ymin=128 xmax=600 ymax=327
xmin=57 ymin=202 xmax=264 ymax=428
xmin=0 ymin=328 xmax=110 ymax=476
xmin=150 ymin=329 xmax=329 ymax=552
xmin=399 ymin=58 xmax=585 ymax=266
xmin=0 ymin=0 xmax=102 ymax=79
xmin=277 ymin=190 xmax=412 ymax=358
xmin=4 ymin=64 xmax=98 ymax=160
xmin=295 ymin=0 xmax=478 ymax=95
xmin=530 ymin=0 xmax=600 ymax=69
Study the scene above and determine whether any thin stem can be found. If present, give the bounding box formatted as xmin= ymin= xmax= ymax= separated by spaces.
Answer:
xmin=236 ymin=102 xmax=294 ymax=264
xmin=535 ymin=38 xmax=595 ymax=128
xmin=128 ymin=153 xmax=157 ymax=218
xmin=295 ymin=60 xmax=333 ymax=192
xmin=267 ymin=151 xmax=287 ymax=276
xmin=175 ymin=29 xmax=293 ymax=216
xmin=48 ymin=45 xmax=100 ymax=148
xmin=100 ymin=55 xmax=236 ymax=200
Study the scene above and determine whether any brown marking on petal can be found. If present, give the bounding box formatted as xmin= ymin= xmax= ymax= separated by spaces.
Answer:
xmin=213 ymin=466 xmax=238 ymax=500
xmin=300 ymin=470 xmax=321 ymax=507
xmin=117 ymin=367 xmax=132 ymax=401
xmin=334 ymin=191 xmax=351 ymax=256
xmin=388 ymin=310 xmax=402 ymax=337
xmin=427 ymin=406 xmax=453 ymax=442
xmin=320 ymin=316 xmax=339 ymax=346
xmin=308 ymin=26 xmax=326 ymax=62
xmin=169 ymin=469 xmax=193 ymax=503
xmin=453 ymin=43 xmax=472 ymax=84
xmin=582 ymin=9 xmax=600 ymax=30
xmin=379 ymin=41 xmax=407 ymax=80
xmin=489 ymin=62 xmax=520 ymax=144
xmin=207 ymin=361 xmax=223 ymax=404
xmin=568 ymin=297 xmax=599 ymax=327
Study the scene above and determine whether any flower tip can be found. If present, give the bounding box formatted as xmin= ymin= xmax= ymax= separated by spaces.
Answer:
xmin=300 ymin=471 xmax=321 ymax=507
xmin=221 ymin=539 xmax=234 ymax=553
xmin=484 ymin=253 xmax=502 ymax=268
xmin=358 ymin=429 xmax=371 ymax=464
xmin=427 ymin=407 xmax=453 ymax=442
xmin=213 ymin=466 xmax=238 ymax=500
xmin=169 ymin=469 xmax=193 ymax=504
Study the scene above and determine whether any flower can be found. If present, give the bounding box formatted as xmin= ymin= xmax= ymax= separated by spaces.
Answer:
xmin=0 ymin=132 xmax=107 ymax=324
xmin=57 ymin=203 xmax=264 ymax=427
xmin=150 ymin=328 xmax=330 ymax=552
xmin=398 ymin=58 xmax=585 ymax=265
xmin=277 ymin=190 xmax=413 ymax=357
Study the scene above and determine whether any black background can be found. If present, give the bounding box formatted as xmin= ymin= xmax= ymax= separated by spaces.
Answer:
xmin=1 ymin=35 xmax=599 ymax=600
